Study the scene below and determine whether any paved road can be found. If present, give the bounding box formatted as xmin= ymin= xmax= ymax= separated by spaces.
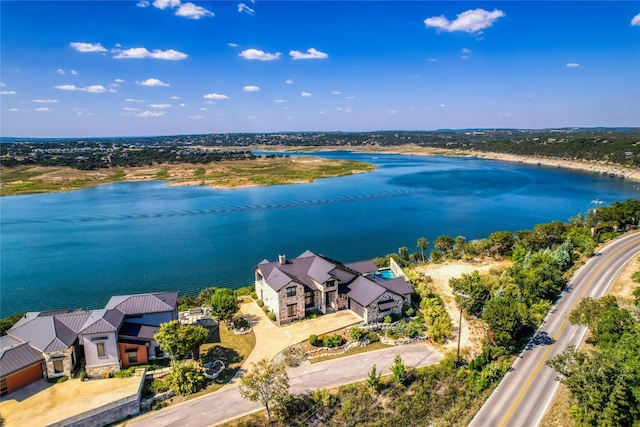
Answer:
xmin=125 ymin=342 xmax=442 ymax=427
xmin=469 ymin=232 xmax=640 ymax=427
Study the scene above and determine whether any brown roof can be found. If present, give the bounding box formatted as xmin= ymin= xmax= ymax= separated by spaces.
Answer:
xmin=346 ymin=276 xmax=386 ymax=307
xmin=105 ymin=292 xmax=178 ymax=315
xmin=376 ymin=277 xmax=413 ymax=296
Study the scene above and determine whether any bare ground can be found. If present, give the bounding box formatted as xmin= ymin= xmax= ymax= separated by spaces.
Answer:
xmin=413 ymin=259 xmax=512 ymax=357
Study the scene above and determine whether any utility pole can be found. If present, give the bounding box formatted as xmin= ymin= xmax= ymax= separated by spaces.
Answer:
xmin=591 ymin=199 xmax=604 ymax=237
xmin=454 ymin=291 xmax=470 ymax=367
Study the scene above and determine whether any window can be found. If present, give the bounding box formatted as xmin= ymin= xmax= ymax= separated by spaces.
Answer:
xmin=305 ymin=291 xmax=314 ymax=308
xmin=326 ymin=280 xmax=336 ymax=288
xmin=53 ymin=358 xmax=64 ymax=374
xmin=90 ymin=336 xmax=108 ymax=342
xmin=126 ymin=350 xmax=138 ymax=364
xmin=287 ymin=304 xmax=297 ymax=318
xmin=97 ymin=342 xmax=106 ymax=358
xmin=286 ymin=286 xmax=297 ymax=297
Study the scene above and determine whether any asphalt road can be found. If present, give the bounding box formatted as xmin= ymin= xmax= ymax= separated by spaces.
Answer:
xmin=125 ymin=342 xmax=442 ymax=427
xmin=469 ymin=232 xmax=640 ymax=427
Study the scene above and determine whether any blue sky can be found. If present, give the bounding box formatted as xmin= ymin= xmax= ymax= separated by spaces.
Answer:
xmin=1 ymin=1 xmax=639 ymax=137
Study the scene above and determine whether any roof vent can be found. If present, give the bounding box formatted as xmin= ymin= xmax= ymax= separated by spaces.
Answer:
xmin=278 ymin=254 xmax=286 ymax=265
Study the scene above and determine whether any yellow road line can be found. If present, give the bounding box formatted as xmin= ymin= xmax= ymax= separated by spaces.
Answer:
xmin=499 ymin=238 xmax=639 ymax=426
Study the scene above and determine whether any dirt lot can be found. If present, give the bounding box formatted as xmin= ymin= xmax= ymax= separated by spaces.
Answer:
xmin=414 ymin=259 xmax=512 ymax=356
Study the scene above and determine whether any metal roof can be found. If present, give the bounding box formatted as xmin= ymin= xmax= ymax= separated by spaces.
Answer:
xmin=8 ymin=315 xmax=77 ymax=353
xmin=105 ymin=292 xmax=178 ymax=315
xmin=79 ymin=309 xmax=123 ymax=334
xmin=345 ymin=260 xmax=378 ymax=275
xmin=118 ymin=322 xmax=159 ymax=341
xmin=346 ymin=276 xmax=386 ymax=307
xmin=376 ymin=277 xmax=413 ymax=296
xmin=0 ymin=337 xmax=44 ymax=377
xmin=378 ymin=300 xmax=400 ymax=311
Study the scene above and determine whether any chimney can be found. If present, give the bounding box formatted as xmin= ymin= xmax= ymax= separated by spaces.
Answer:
xmin=278 ymin=254 xmax=286 ymax=265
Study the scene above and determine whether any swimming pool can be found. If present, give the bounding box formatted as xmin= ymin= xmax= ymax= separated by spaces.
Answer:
xmin=373 ymin=269 xmax=396 ymax=280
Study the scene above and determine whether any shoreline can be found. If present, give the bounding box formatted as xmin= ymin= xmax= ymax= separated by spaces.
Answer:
xmin=251 ymin=144 xmax=640 ymax=182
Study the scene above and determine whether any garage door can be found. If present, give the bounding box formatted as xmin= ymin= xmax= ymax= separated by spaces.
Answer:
xmin=3 ymin=362 xmax=44 ymax=395
xmin=348 ymin=299 xmax=365 ymax=318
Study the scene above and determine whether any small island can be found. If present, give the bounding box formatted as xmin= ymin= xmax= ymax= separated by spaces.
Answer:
xmin=0 ymin=155 xmax=376 ymax=196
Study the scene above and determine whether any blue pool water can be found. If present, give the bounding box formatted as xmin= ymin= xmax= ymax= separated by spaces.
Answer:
xmin=374 ymin=269 xmax=397 ymax=280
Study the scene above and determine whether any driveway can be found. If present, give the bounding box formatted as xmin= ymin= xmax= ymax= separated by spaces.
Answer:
xmin=225 ymin=301 xmax=362 ymax=385
xmin=124 ymin=342 xmax=443 ymax=427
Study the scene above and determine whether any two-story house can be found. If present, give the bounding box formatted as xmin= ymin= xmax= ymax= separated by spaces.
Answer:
xmin=255 ymin=250 xmax=413 ymax=324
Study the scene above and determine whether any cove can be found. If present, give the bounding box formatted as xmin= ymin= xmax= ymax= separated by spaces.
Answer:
xmin=1 ymin=152 xmax=638 ymax=316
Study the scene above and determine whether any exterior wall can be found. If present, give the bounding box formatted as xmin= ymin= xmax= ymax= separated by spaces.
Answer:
xmin=365 ymin=291 xmax=406 ymax=323
xmin=45 ymin=347 xmax=75 ymax=378
xmin=276 ymin=282 xmax=305 ymax=324
xmin=82 ymin=332 xmax=120 ymax=378
xmin=336 ymin=293 xmax=348 ymax=310
xmin=118 ymin=342 xmax=149 ymax=368
xmin=3 ymin=362 xmax=45 ymax=394
xmin=255 ymin=277 xmax=280 ymax=320
xmin=389 ymin=257 xmax=410 ymax=281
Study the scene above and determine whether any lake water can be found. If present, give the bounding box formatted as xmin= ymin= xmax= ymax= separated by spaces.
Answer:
xmin=1 ymin=152 xmax=638 ymax=316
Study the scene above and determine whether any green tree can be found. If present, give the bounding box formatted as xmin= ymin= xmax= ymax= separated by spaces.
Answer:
xmin=154 ymin=320 xmax=209 ymax=367
xmin=398 ymin=246 xmax=410 ymax=263
xmin=0 ymin=312 xmax=25 ymax=336
xmin=209 ymin=288 xmax=240 ymax=325
xmin=487 ymin=231 xmax=514 ymax=256
xmin=433 ymin=235 xmax=455 ymax=258
xmin=239 ymin=359 xmax=290 ymax=420
xmin=449 ymin=271 xmax=490 ymax=317
xmin=417 ymin=237 xmax=429 ymax=263
xmin=391 ymin=355 xmax=407 ymax=384
xmin=367 ymin=364 xmax=381 ymax=391
xmin=482 ymin=295 xmax=526 ymax=353
xmin=165 ymin=362 xmax=206 ymax=396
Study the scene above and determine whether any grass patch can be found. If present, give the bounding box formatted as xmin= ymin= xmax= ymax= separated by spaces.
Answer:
xmin=188 ymin=325 xmax=256 ymax=398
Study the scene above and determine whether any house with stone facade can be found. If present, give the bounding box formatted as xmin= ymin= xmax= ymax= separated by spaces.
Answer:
xmin=255 ymin=250 xmax=413 ymax=324
xmin=1 ymin=291 xmax=177 ymax=395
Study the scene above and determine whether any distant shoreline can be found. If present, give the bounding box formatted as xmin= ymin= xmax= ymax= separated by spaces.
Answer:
xmin=251 ymin=144 xmax=640 ymax=183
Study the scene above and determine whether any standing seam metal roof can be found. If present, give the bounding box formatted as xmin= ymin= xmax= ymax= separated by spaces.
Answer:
xmin=0 ymin=339 xmax=44 ymax=377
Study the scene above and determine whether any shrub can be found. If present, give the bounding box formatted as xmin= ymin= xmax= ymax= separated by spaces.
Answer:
xmin=147 ymin=378 xmax=169 ymax=395
xmin=384 ymin=315 xmax=392 ymax=324
xmin=350 ymin=326 xmax=364 ymax=341
xmin=256 ymin=299 xmax=265 ymax=307
xmin=165 ymin=363 xmax=206 ymax=396
xmin=322 ymin=333 xmax=344 ymax=348
xmin=235 ymin=286 xmax=254 ymax=296
xmin=115 ymin=369 xmax=133 ymax=378
xmin=151 ymin=400 xmax=168 ymax=411
xmin=367 ymin=331 xmax=380 ymax=343
xmin=267 ymin=312 xmax=276 ymax=321
xmin=405 ymin=307 xmax=415 ymax=317
xmin=309 ymin=334 xmax=319 ymax=346
xmin=48 ymin=375 xmax=69 ymax=384
xmin=250 ymin=292 xmax=258 ymax=300
xmin=79 ymin=371 xmax=87 ymax=381
xmin=262 ymin=306 xmax=269 ymax=313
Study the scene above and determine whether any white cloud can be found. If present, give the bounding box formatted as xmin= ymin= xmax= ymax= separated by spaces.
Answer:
xmin=169 ymin=96 xmax=180 ymax=99
xmin=301 ymin=91 xmax=312 ymax=97
xmin=462 ymin=48 xmax=471 ymax=54
xmin=389 ymin=110 xmax=396 ymax=114
xmin=273 ymin=99 xmax=287 ymax=103
xmin=175 ymin=2 xmax=214 ymax=19
xmin=113 ymin=47 xmax=188 ymax=60
xmin=34 ymin=107 xmax=50 ymax=112
xmin=344 ymin=108 xmax=352 ymax=113
xmin=1 ymin=90 xmax=17 ymax=95
xmin=179 ymin=103 xmax=187 ymax=107
xmin=424 ymin=8 xmax=505 ymax=33
xmin=204 ymin=101 xmax=216 ymax=104
xmin=428 ymin=58 xmax=438 ymax=62
xmin=239 ymin=49 xmax=281 ymax=61
xmin=440 ymin=103 xmax=446 ymax=108
xmin=346 ymin=96 xmax=355 ymax=100
xmin=136 ymin=78 xmax=170 ymax=87
xmin=243 ymin=85 xmax=260 ymax=92
xmin=137 ymin=110 xmax=166 ymax=117
xmin=125 ymin=98 xmax=145 ymax=102
xmin=34 ymin=99 xmax=58 ymax=103
xmin=8 ymin=108 xmax=19 ymax=112
xmin=115 ymin=79 xmax=125 ymax=83
xmin=566 ymin=62 xmax=580 ymax=68
xmin=200 ymin=107 xmax=207 ymax=111
xmin=149 ymin=103 xmax=171 ymax=108
xmin=228 ymin=43 xmax=238 ymax=48
xmin=137 ymin=0 xmax=150 ymax=6
xmin=0 ymin=83 xmax=5 ymax=87
xmin=189 ymin=115 xmax=205 ymax=119
xmin=152 ymin=0 xmax=180 ymax=10
xmin=71 ymin=70 xmax=79 ymax=75
xmin=57 ymin=68 xmax=66 ymax=74
xmin=70 ymin=42 xmax=107 ymax=53
xmin=123 ymin=107 xmax=140 ymax=111
xmin=203 ymin=93 xmax=229 ymax=100
xmin=332 ymin=91 xmax=341 ymax=95
xmin=237 ymin=3 xmax=255 ymax=15
xmin=285 ymin=79 xmax=293 ymax=84
xmin=289 ymin=48 xmax=328 ymax=60
xmin=632 ymin=13 xmax=640 ymax=26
